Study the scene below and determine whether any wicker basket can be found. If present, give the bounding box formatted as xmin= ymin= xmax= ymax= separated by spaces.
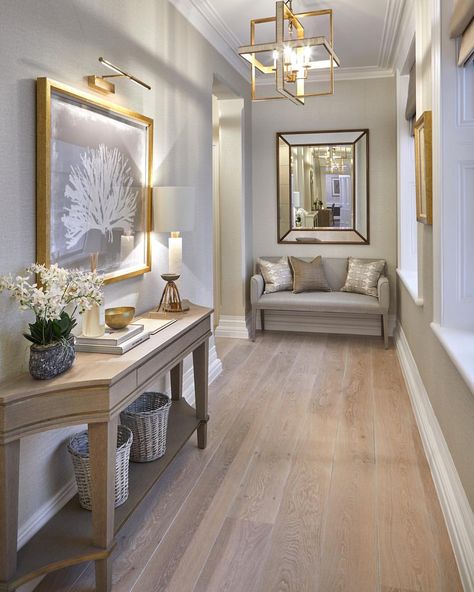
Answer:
xmin=68 ymin=425 xmax=133 ymax=511
xmin=120 ymin=392 xmax=171 ymax=462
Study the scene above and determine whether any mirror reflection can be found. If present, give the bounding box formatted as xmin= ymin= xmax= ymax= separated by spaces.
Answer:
xmin=291 ymin=144 xmax=354 ymax=229
xmin=277 ymin=130 xmax=369 ymax=244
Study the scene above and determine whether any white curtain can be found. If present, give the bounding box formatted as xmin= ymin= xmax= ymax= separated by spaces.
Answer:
xmin=450 ymin=0 xmax=474 ymax=65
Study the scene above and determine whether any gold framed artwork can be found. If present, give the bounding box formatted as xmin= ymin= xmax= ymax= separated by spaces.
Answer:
xmin=36 ymin=78 xmax=153 ymax=283
xmin=414 ymin=110 xmax=432 ymax=225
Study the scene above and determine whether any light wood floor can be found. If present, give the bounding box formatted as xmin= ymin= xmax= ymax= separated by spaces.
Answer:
xmin=36 ymin=332 xmax=462 ymax=592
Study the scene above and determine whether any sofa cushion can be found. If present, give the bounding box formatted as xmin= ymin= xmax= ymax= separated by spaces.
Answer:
xmin=289 ymin=256 xmax=331 ymax=293
xmin=257 ymin=257 xmax=350 ymax=291
xmin=341 ymin=257 xmax=385 ymax=297
xmin=256 ymin=257 xmax=386 ymax=292
xmin=258 ymin=257 xmax=292 ymax=293
xmin=258 ymin=290 xmax=383 ymax=314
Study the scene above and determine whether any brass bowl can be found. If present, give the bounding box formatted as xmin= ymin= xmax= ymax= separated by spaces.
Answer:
xmin=105 ymin=306 xmax=136 ymax=330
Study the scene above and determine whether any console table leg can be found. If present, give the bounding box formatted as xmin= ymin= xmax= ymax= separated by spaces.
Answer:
xmin=89 ymin=417 xmax=118 ymax=592
xmin=0 ymin=440 xmax=20 ymax=583
xmin=95 ymin=555 xmax=113 ymax=591
xmin=193 ymin=339 xmax=209 ymax=449
xmin=170 ymin=361 xmax=184 ymax=401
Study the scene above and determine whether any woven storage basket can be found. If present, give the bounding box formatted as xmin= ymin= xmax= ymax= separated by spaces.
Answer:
xmin=120 ymin=392 xmax=171 ymax=462
xmin=68 ymin=425 xmax=133 ymax=511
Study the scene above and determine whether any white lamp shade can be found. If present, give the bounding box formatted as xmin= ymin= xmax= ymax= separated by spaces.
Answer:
xmin=153 ymin=186 xmax=195 ymax=233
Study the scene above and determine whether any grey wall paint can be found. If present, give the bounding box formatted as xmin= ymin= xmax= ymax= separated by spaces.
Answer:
xmin=399 ymin=231 xmax=474 ymax=507
xmin=251 ymin=77 xmax=398 ymax=313
xmin=0 ymin=0 xmax=251 ymax=535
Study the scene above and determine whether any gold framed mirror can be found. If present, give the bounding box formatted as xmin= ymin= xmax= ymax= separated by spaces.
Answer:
xmin=277 ymin=129 xmax=369 ymax=244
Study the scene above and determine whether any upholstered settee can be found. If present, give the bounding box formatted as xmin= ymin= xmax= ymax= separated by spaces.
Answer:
xmin=250 ymin=256 xmax=390 ymax=347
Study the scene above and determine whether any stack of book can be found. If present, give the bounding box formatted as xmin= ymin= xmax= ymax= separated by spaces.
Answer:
xmin=75 ymin=324 xmax=150 ymax=354
xmin=75 ymin=317 xmax=177 ymax=355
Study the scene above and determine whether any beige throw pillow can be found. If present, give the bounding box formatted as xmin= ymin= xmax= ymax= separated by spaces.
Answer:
xmin=341 ymin=257 xmax=385 ymax=297
xmin=258 ymin=257 xmax=292 ymax=294
xmin=289 ymin=256 xmax=331 ymax=293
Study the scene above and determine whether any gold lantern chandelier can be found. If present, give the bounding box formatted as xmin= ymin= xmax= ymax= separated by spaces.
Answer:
xmin=238 ymin=1 xmax=340 ymax=105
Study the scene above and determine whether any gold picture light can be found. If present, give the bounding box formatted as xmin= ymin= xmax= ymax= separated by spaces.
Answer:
xmin=88 ymin=57 xmax=151 ymax=94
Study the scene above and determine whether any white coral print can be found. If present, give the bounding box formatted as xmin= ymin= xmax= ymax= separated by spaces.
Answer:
xmin=61 ymin=144 xmax=138 ymax=249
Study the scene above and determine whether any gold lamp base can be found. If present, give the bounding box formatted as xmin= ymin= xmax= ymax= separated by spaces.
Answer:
xmin=157 ymin=274 xmax=184 ymax=313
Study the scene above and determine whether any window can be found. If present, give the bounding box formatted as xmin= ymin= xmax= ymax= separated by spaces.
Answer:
xmin=430 ymin=0 xmax=474 ymax=392
xmin=397 ymin=70 xmax=422 ymax=305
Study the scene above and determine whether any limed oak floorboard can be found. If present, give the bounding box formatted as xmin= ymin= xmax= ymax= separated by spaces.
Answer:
xmin=257 ymin=335 xmax=347 ymax=592
xmin=133 ymin=334 xmax=307 ymax=591
xmin=372 ymin=343 xmax=462 ymax=592
xmin=37 ymin=336 xmax=278 ymax=592
xmin=35 ymin=333 xmax=462 ymax=592
xmin=192 ymin=517 xmax=273 ymax=592
xmin=318 ymin=337 xmax=378 ymax=592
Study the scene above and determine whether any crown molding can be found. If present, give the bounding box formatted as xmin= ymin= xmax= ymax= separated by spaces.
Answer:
xmin=172 ymin=0 xmax=249 ymax=79
xmin=330 ymin=65 xmax=394 ymax=80
xmin=392 ymin=0 xmax=416 ymax=72
xmin=193 ymin=0 xmax=243 ymax=47
xmin=173 ymin=0 xmax=400 ymax=85
xmin=378 ymin=0 xmax=407 ymax=68
xmin=255 ymin=65 xmax=394 ymax=86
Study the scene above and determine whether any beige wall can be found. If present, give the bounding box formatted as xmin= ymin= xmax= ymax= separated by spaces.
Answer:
xmin=251 ymin=77 xmax=398 ymax=314
xmin=0 ymin=0 xmax=251 ymax=549
xmin=217 ymin=99 xmax=247 ymax=317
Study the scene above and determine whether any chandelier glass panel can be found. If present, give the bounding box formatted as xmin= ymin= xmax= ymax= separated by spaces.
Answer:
xmin=238 ymin=1 xmax=340 ymax=105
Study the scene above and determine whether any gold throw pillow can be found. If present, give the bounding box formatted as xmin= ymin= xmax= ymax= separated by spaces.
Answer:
xmin=289 ymin=256 xmax=331 ymax=293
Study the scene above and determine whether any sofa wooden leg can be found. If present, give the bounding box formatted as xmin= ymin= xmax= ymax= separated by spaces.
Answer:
xmin=260 ymin=309 xmax=265 ymax=332
xmin=382 ymin=313 xmax=389 ymax=349
xmin=250 ymin=308 xmax=257 ymax=342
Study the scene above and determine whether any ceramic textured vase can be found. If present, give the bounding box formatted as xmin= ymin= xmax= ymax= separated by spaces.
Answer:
xmin=29 ymin=336 xmax=76 ymax=380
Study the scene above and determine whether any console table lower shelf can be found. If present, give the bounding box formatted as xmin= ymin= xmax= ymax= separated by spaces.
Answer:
xmin=12 ymin=401 xmax=202 ymax=591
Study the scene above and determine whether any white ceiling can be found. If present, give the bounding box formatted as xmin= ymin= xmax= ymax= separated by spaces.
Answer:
xmin=175 ymin=0 xmax=408 ymax=79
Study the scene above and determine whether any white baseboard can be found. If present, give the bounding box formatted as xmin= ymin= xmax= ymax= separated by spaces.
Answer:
xmin=257 ymin=311 xmax=396 ymax=337
xmin=182 ymin=343 xmax=223 ymax=405
xmin=395 ymin=324 xmax=474 ymax=592
xmin=17 ymin=477 xmax=77 ymax=549
xmin=215 ymin=315 xmax=249 ymax=339
xmin=17 ymin=576 xmax=43 ymax=592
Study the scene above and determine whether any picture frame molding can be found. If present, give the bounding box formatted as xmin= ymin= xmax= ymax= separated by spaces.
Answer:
xmin=36 ymin=77 xmax=153 ymax=283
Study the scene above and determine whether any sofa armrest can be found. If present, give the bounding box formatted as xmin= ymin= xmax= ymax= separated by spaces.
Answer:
xmin=251 ymin=274 xmax=264 ymax=305
xmin=378 ymin=275 xmax=390 ymax=310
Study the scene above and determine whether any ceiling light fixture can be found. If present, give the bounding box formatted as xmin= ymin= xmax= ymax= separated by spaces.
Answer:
xmin=238 ymin=0 xmax=340 ymax=105
xmin=87 ymin=57 xmax=151 ymax=95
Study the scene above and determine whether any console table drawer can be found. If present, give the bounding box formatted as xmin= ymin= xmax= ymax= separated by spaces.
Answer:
xmin=137 ymin=318 xmax=211 ymax=386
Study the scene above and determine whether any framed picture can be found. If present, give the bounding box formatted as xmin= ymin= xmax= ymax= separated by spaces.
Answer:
xmin=414 ymin=110 xmax=432 ymax=225
xmin=37 ymin=78 xmax=153 ymax=283
xmin=332 ymin=177 xmax=341 ymax=197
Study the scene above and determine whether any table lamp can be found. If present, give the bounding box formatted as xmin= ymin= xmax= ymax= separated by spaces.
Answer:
xmin=82 ymin=228 xmax=105 ymax=337
xmin=153 ymin=186 xmax=195 ymax=312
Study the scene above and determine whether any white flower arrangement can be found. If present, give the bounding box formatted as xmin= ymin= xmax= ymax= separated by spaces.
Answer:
xmin=0 ymin=264 xmax=104 ymax=346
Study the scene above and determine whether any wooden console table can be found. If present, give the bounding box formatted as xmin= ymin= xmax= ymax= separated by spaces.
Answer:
xmin=0 ymin=304 xmax=212 ymax=592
